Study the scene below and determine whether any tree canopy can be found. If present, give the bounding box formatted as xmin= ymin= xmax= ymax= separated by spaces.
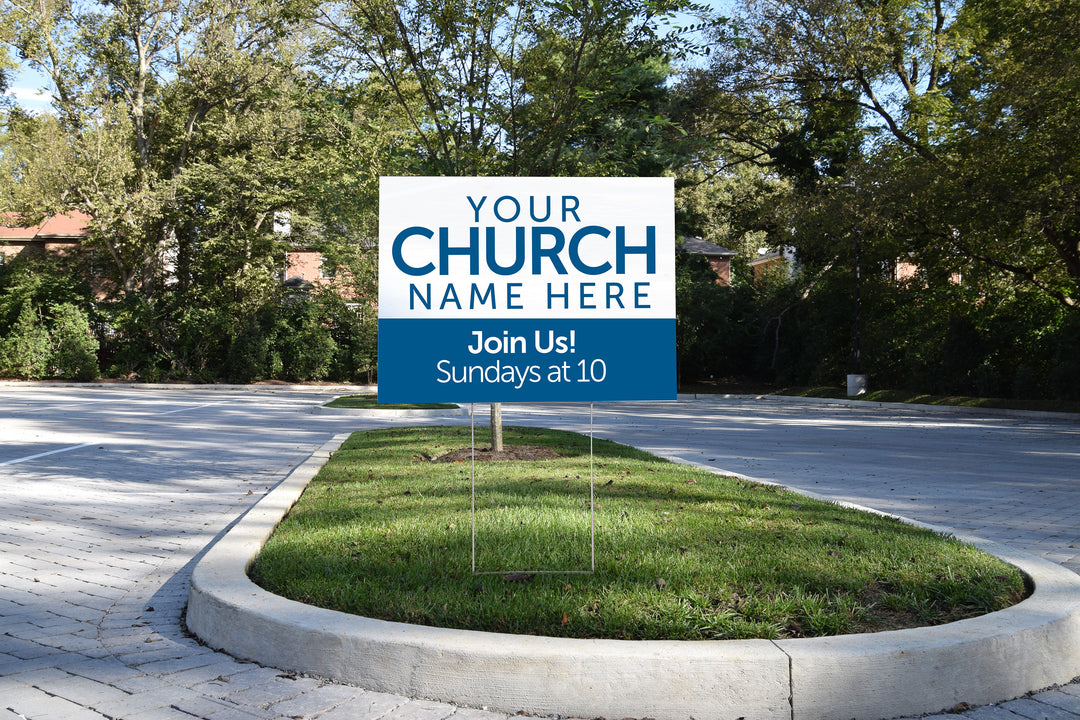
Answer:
xmin=1 ymin=0 xmax=1076 ymax=399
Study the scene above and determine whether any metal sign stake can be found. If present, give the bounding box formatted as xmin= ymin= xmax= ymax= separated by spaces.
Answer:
xmin=470 ymin=403 xmax=476 ymax=574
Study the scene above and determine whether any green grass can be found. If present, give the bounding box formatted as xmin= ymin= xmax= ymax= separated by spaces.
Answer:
xmin=250 ymin=426 xmax=1027 ymax=641
xmin=324 ymin=394 xmax=459 ymax=410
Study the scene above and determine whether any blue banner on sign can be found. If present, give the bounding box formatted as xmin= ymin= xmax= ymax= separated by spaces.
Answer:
xmin=377 ymin=318 xmax=675 ymax=403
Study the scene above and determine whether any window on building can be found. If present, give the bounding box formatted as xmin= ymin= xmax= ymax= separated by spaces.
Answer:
xmin=88 ymin=249 xmax=107 ymax=277
xmin=319 ymin=255 xmax=336 ymax=279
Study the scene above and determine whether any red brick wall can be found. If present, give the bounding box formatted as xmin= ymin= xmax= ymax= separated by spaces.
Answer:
xmin=284 ymin=250 xmax=328 ymax=283
xmin=708 ymin=257 xmax=731 ymax=285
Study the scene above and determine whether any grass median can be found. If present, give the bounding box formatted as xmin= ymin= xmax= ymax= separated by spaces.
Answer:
xmin=324 ymin=394 xmax=459 ymax=410
xmin=250 ymin=425 xmax=1026 ymax=641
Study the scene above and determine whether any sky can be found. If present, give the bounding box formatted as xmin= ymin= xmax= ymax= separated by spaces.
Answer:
xmin=4 ymin=79 xmax=54 ymax=114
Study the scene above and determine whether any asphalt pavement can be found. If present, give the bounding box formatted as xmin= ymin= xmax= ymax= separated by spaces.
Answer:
xmin=2 ymin=385 xmax=1078 ymax=720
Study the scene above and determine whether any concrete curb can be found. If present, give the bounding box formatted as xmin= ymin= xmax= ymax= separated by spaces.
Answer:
xmin=676 ymin=392 xmax=1080 ymax=422
xmin=0 ymin=381 xmax=379 ymax=392
xmin=187 ymin=434 xmax=1080 ymax=720
xmin=312 ymin=402 xmax=471 ymax=418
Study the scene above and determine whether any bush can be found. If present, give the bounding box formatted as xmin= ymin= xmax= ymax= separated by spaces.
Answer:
xmin=0 ymin=253 xmax=94 ymax=332
xmin=675 ymin=255 xmax=757 ymax=382
xmin=1012 ymin=364 xmax=1042 ymax=400
xmin=100 ymin=296 xmax=168 ymax=380
xmin=310 ymin=290 xmax=378 ymax=383
xmin=935 ymin=316 xmax=984 ymax=394
xmin=1047 ymin=314 xmax=1080 ymax=400
xmin=226 ymin=312 xmax=277 ymax=383
xmin=0 ymin=302 xmax=52 ymax=379
xmin=50 ymin=303 xmax=99 ymax=380
xmin=277 ymin=297 xmax=337 ymax=382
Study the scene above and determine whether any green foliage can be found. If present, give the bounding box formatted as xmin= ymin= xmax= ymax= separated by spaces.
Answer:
xmin=701 ymin=254 xmax=1080 ymax=402
xmin=666 ymin=0 xmax=1080 ymax=399
xmin=2 ymin=0 xmax=1076 ymax=401
xmin=675 ymin=254 xmax=756 ymax=381
xmin=322 ymin=0 xmax=718 ymax=176
xmin=100 ymin=296 xmax=166 ymax=381
xmin=277 ymin=295 xmax=337 ymax=382
xmin=769 ymin=82 xmax=864 ymax=190
xmin=0 ymin=301 xmax=51 ymax=379
xmin=98 ymin=285 xmax=377 ymax=384
xmin=0 ymin=253 xmax=100 ymax=379
xmin=0 ymin=252 xmax=94 ymax=329
xmin=926 ymin=0 xmax=1080 ymax=308
xmin=226 ymin=308 xmax=280 ymax=383
xmin=311 ymin=290 xmax=379 ymax=384
xmin=222 ymin=290 xmax=377 ymax=384
xmin=49 ymin=302 xmax=99 ymax=380
xmin=1047 ymin=314 xmax=1080 ymax=401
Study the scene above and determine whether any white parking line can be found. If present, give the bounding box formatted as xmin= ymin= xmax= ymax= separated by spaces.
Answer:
xmin=2 ymin=401 xmax=233 ymax=468
xmin=157 ymin=401 xmax=227 ymax=415
xmin=0 ymin=442 xmax=97 ymax=466
xmin=14 ymin=398 xmax=117 ymax=413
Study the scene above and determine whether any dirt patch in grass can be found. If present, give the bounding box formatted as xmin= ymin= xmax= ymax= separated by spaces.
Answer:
xmin=433 ymin=445 xmax=561 ymax=462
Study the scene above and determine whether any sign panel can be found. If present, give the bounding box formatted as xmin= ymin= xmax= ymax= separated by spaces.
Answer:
xmin=377 ymin=176 xmax=675 ymax=402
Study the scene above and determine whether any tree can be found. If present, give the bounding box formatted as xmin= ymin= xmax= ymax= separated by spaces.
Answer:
xmin=2 ymin=0 xmax=391 ymax=382
xmin=509 ymin=12 xmax=697 ymax=176
xmin=1 ymin=0 xmax=317 ymax=298
xmin=719 ymin=0 xmax=1080 ymax=311
xmin=317 ymin=0 xmax=718 ymax=446
xmin=721 ymin=0 xmax=962 ymax=160
xmin=923 ymin=0 xmax=1080 ymax=308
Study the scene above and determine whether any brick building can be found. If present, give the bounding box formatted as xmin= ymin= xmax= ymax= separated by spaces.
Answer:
xmin=677 ymin=235 xmax=736 ymax=285
xmin=0 ymin=211 xmax=92 ymax=263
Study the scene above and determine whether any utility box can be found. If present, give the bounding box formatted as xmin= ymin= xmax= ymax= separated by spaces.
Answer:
xmin=847 ymin=374 xmax=868 ymax=396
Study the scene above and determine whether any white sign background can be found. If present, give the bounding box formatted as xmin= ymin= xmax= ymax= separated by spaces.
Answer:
xmin=377 ymin=176 xmax=676 ymax=402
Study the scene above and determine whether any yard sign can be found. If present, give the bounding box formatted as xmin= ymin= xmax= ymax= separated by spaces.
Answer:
xmin=377 ymin=176 xmax=675 ymax=403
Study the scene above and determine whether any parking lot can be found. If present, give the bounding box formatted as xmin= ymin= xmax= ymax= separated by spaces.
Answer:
xmin=2 ymin=385 xmax=1078 ymax=719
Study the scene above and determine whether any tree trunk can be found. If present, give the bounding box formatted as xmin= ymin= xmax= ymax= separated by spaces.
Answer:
xmin=490 ymin=402 xmax=503 ymax=452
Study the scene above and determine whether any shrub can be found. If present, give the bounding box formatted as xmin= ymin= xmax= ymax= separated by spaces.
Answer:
xmin=1047 ymin=314 xmax=1080 ymax=400
xmin=277 ymin=298 xmax=337 ymax=382
xmin=675 ymin=255 xmax=757 ymax=382
xmin=0 ymin=302 xmax=52 ymax=379
xmin=49 ymin=303 xmax=100 ymax=380
xmin=310 ymin=290 xmax=378 ymax=383
xmin=227 ymin=314 xmax=276 ymax=383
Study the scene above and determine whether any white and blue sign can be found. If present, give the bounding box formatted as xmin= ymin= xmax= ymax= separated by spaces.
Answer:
xmin=377 ymin=176 xmax=675 ymax=402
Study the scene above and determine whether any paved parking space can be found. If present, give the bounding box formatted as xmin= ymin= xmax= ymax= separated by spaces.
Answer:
xmin=1 ymin=386 xmax=1078 ymax=719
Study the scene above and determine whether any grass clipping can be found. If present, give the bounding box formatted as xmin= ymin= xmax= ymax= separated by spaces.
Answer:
xmin=250 ymin=426 xmax=1026 ymax=641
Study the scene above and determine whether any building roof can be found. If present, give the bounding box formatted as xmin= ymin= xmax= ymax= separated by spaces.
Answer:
xmin=749 ymin=251 xmax=782 ymax=266
xmin=0 ymin=211 xmax=91 ymax=240
xmin=749 ymin=247 xmax=795 ymax=266
xmin=678 ymin=235 xmax=736 ymax=257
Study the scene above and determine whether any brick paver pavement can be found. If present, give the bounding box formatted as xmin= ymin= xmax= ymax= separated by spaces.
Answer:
xmin=1 ymin=386 xmax=1078 ymax=720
